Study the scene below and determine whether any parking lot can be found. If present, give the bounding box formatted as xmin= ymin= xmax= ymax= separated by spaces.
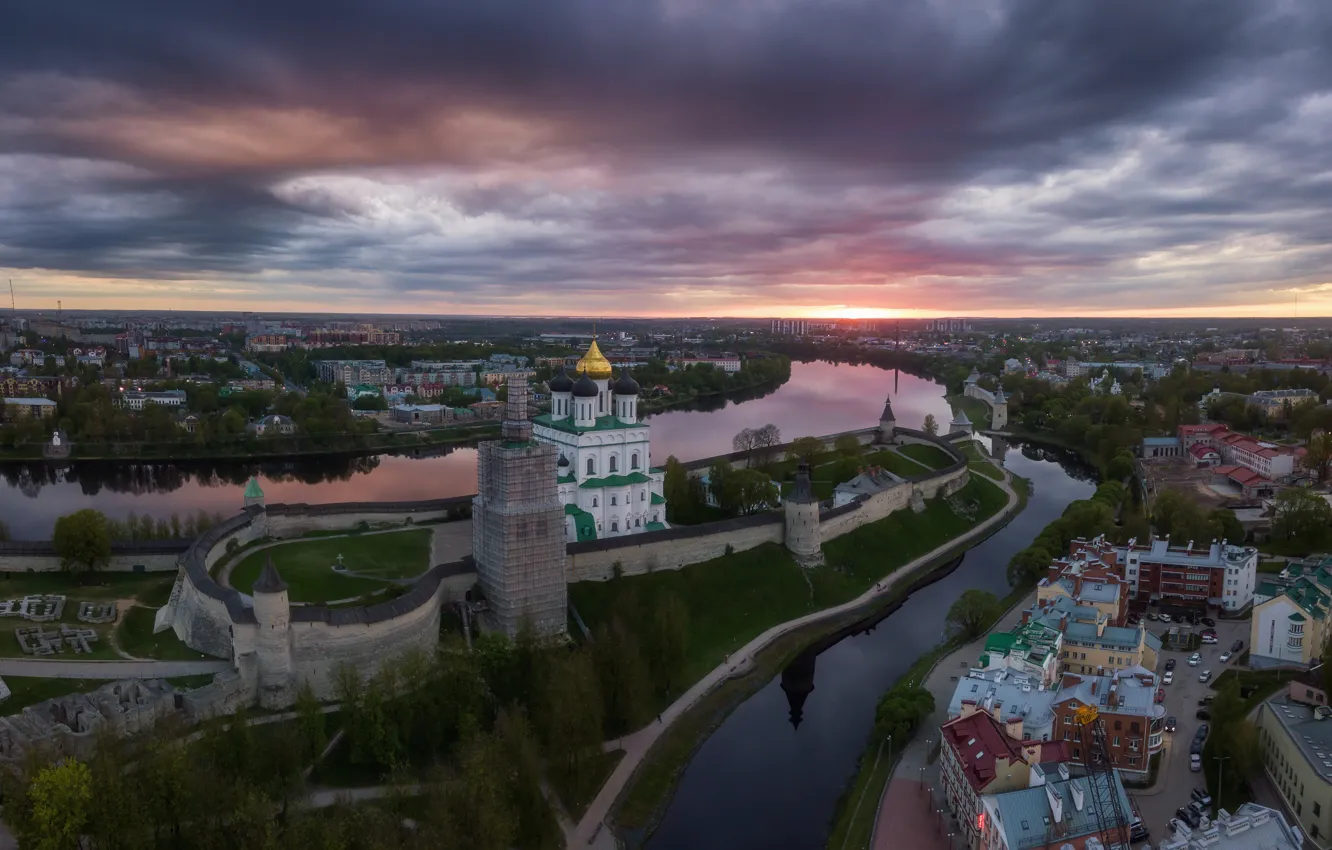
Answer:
xmin=1129 ymin=615 xmax=1252 ymax=842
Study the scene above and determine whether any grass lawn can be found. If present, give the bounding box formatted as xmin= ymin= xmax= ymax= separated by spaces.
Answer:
xmin=0 ymin=624 xmax=120 ymax=659
xmin=860 ymin=449 xmax=928 ymax=479
xmin=947 ymin=394 xmax=992 ymax=428
xmin=958 ymin=441 xmax=1004 ymax=480
xmin=1258 ymin=559 xmax=1288 ymax=574
xmin=0 ymin=571 xmax=175 ymax=601
xmin=897 ymin=443 xmax=954 ymax=471
xmin=1213 ymin=667 xmax=1298 ymax=711
xmin=229 ymin=528 xmax=432 ymax=603
xmin=549 ymin=750 xmax=624 ymax=821
xmin=2 ymin=677 xmax=106 ymax=711
xmin=116 ymin=605 xmax=217 ymax=661
xmin=571 ymin=474 xmax=1011 ymax=706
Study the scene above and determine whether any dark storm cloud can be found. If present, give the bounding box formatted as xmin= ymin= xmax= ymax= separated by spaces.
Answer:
xmin=0 ymin=0 xmax=1330 ymax=311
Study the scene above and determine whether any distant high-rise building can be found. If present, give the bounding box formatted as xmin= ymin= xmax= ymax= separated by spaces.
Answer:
xmin=770 ymin=319 xmax=811 ymax=335
xmin=927 ymin=318 xmax=972 ymax=333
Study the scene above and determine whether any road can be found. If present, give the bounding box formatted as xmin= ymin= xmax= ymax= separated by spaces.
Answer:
xmin=1128 ymin=616 xmax=1251 ymax=842
xmin=566 ymin=470 xmax=1021 ymax=848
xmin=0 ymin=659 xmax=230 ymax=679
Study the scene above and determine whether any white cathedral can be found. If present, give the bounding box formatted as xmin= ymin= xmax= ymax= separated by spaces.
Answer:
xmin=533 ymin=339 xmax=669 ymax=543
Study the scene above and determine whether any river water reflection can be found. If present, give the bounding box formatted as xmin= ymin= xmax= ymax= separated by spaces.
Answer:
xmin=644 ymin=442 xmax=1096 ymax=850
xmin=0 ymin=361 xmax=954 ymax=538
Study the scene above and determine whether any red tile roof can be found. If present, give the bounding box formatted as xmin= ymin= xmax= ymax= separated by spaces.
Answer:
xmin=1188 ymin=444 xmax=1219 ymax=460
xmin=942 ymin=711 xmax=1053 ymax=793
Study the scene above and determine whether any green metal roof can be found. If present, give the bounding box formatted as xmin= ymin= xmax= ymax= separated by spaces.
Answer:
xmin=645 ymin=521 xmax=666 ymax=532
xmin=564 ymin=504 xmax=598 ymax=541
xmin=243 ymin=477 xmax=264 ymax=500
xmin=533 ymin=413 xmax=644 ymax=435
xmin=579 ymin=472 xmax=652 ymax=489
xmin=651 ymin=493 xmax=666 ymax=505
xmin=557 ymin=472 xmax=576 ymax=484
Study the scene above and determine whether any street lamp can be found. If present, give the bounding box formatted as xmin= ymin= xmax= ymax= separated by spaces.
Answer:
xmin=1214 ymin=755 xmax=1231 ymax=805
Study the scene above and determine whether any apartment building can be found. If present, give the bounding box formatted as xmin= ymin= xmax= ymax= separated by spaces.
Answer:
xmin=1069 ymin=536 xmax=1259 ymax=612
xmin=977 ymin=621 xmax=1063 ymax=688
xmin=2 ymin=397 xmax=57 ymax=421
xmin=121 ymin=390 xmax=186 ymax=411
xmin=674 ymin=356 xmax=742 ymax=373
xmin=314 ymin=359 xmax=390 ymax=386
xmin=947 ymin=669 xmax=1059 ymax=744
xmin=939 ymin=709 xmax=1070 ymax=849
xmin=978 ymin=765 xmax=1134 ymax=850
xmin=770 ymin=319 xmax=811 ymax=335
xmin=1257 ymin=692 xmax=1332 ymax=846
xmin=1051 ymin=670 xmax=1165 ymax=779
xmin=1249 ymin=388 xmax=1319 ymax=418
xmin=1179 ymin=423 xmax=1302 ymax=483
xmin=1037 ymin=553 xmax=1131 ymax=626
xmin=1158 ymin=803 xmax=1303 ymax=850
xmin=1250 ymin=558 xmax=1332 ymax=668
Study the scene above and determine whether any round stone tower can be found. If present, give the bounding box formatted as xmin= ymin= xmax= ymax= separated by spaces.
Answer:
xmin=878 ymin=395 xmax=896 ymax=443
xmin=251 ymin=556 xmax=294 ymax=709
xmin=784 ymin=462 xmax=823 ymax=567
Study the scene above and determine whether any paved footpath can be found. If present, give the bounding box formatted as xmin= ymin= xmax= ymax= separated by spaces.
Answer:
xmin=568 ymin=471 xmax=1020 ymax=848
xmin=870 ymin=595 xmax=1032 ymax=850
xmin=0 ymin=659 xmax=230 ymax=679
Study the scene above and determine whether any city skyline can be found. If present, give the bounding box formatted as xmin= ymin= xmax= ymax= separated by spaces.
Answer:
xmin=3 ymin=1 xmax=1332 ymax=317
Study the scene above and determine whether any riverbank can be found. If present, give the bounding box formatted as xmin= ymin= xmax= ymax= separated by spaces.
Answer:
xmin=577 ymin=466 xmax=1026 ymax=847
xmin=0 ymin=423 xmax=500 ymax=463
xmin=638 ymin=373 xmax=790 ymax=416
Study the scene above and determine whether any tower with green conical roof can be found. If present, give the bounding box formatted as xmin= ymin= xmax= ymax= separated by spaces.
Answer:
xmin=243 ymin=476 xmax=265 ymax=509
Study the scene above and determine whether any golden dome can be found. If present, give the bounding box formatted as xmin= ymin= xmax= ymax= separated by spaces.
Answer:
xmin=577 ymin=339 xmax=614 ymax=380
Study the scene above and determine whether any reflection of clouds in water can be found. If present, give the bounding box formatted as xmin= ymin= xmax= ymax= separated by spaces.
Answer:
xmin=2 ymin=362 xmax=948 ymax=538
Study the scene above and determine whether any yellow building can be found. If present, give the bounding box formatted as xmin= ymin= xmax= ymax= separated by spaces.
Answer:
xmin=2 ymin=397 xmax=57 ymax=421
xmin=1257 ymin=692 xmax=1332 ymax=846
xmin=1251 ymin=562 xmax=1332 ymax=668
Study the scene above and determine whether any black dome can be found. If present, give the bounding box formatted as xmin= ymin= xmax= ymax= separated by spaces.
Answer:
xmin=613 ymin=369 xmax=640 ymax=396
xmin=558 ymin=453 xmax=570 ymax=467
xmin=548 ymin=366 xmax=573 ymax=392
xmin=573 ymin=371 xmax=599 ymax=398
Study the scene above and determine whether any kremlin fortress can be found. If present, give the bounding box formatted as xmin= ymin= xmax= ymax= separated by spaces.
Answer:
xmin=14 ymin=339 xmax=996 ymax=712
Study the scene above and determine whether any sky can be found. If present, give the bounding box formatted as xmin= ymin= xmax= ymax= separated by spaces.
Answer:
xmin=2 ymin=1 xmax=1332 ymax=319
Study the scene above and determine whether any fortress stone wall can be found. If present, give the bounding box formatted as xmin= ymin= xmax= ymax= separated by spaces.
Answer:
xmin=0 ymin=540 xmax=188 ymax=573
xmin=160 ymin=498 xmax=476 ymax=708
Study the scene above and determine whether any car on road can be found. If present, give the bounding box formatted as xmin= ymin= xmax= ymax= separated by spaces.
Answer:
xmin=1165 ymin=658 xmax=1177 ymax=671
xmin=1220 ymin=651 xmax=1232 ymax=663
xmin=1166 ymin=715 xmax=1178 ymax=732
xmin=1164 ymin=671 xmax=1174 ymax=685
xmin=1197 ymin=707 xmax=1211 ymax=720
xmin=1201 ymin=634 xmax=1218 ymax=644
xmin=1188 ymin=653 xmax=1202 ymax=666
xmin=1192 ymin=788 xmax=1213 ymax=807
xmin=1190 ymin=754 xmax=1203 ymax=772
xmin=1232 ymin=639 xmax=1244 ymax=653
xmin=1160 ymin=613 xmax=1173 ymax=623
xmin=1199 ymin=670 xmax=1213 ymax=683
xmin=1202 ymin=617 xmax=1216 ymax=627
xmin=1156 ymin=687 xmax=1166 ymax=703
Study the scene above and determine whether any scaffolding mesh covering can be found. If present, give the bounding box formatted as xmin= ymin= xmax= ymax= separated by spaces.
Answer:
xmin=472 ymin=375 xmax=569 ymax=637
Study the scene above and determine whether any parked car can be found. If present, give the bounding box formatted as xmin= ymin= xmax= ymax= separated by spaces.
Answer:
xmin=1202 ymin=617 xmax=1217 ymax=627
xmin=1177 ymin=806 xmax=1202 ymax=828
xmin=1190 ymin=738 xmax=1204 ymax=756
xmin=1164 ymin=670 xmax=1174 ymax=685
xmin=1201 ymin=628 xmax=1217 ymax=637
xmin=1220 ymin=651 xmax=1232 ymax=663
xmin=1199 ymin=695 xmax=1215 ymax=706
xmin=1155 ymin=687 xmax=1166 ymax=703
xmin=1197 ymin=707 xmax=1211 ymax=720
xmin=1160 ymin=613 xmax=1173 ymax=623
xmin=1188 ymin=653 xmax=1202 ymax=666
xmin=1199 ymin=670 xmax=1213 ymax=683
xmin=1192 ymin=788 xmax=1213 ymax=807
xmin=1130 ymin=821 xmax=1150 ymax=843
xmin=1166 ymin=715 xmax=1178 ymax=732
xmin=1148 ymin=612 xmax=1159 ymax=621
xmin=1196 ymin=723 xmax=1210 ymax=739
xmin=1165 ymin=658 xmax=1177 ymax=671
xmin=1127 ymin=614 xmax=1141 ymax=625
xmin=1201 ymin=634 xmax=1219 ymax=644
xmin=1232 ymin=639 xmax=1244 ymax=652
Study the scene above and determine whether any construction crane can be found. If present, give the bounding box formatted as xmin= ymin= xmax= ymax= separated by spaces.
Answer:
xmin=1072 ymin=704 xmax=1132 ymax=849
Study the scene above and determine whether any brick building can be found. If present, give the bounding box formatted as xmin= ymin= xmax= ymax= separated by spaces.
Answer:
xmin=940 ymin=708 xmax=1070 ymax=849
xmin=978 ymin=764 xmax=1133 ymax=850
xmin=1051 ymin=669 xmax=1165 ymax=780
xmin=1068 ymin=535 xmax=1259 ymax=613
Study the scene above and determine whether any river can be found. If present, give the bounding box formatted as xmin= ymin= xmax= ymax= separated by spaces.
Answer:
xmin=643 ymin=440 xmax=1097 ymax=850
xmin=0 ymin=361 xmax=956 ymax=539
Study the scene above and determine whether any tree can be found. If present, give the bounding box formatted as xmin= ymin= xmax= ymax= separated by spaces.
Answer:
xmin=1007 ymin=546 xmax=1054 ymax=588
xmin=947 ymin=589 xmax=1002 ymax=639
xmin=751 ymin=423 xmax=782 ymax=468
xmin=923 ymin=414 xmax=939 ymax=435
xmin=707 ymin=461 xmax=735 ymax=514
xmin=787 ymin=435 xmax=824 ymax=466
xmin=352 ymin=394 xmax=387 ymax=411
xmin=1272 ymin=488 xmax=1332 ymax=552
xmin=591 ymin=623 xmax=652 ymax=736
xmin=0 ymin=519 xmax=8 ymax=542
xmin=22 ymin=758 xmax=93 ymax=850
xmin=537 ymin=648 xmax=603 ymax=781
xmin=52 ymin=509 xmax=112 ymax=579
xmin=834 ymin=434 xmax=863 ymax=458
xmin=732 ymin=428 xmax=758 ymax=462
xmin=729 ymin=468 xmax=781 ymax=516
xmin=1305 ymin=432 xmax=1332 ymax=483
xmin=645 ymin=591 xmax=689 ymax=697
xmin=495 ymin=706 xmax=556 ymax=850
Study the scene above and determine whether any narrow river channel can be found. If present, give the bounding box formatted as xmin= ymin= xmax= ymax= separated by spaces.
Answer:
xmin=643 ymin=442 xmax=1097 ymax=850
